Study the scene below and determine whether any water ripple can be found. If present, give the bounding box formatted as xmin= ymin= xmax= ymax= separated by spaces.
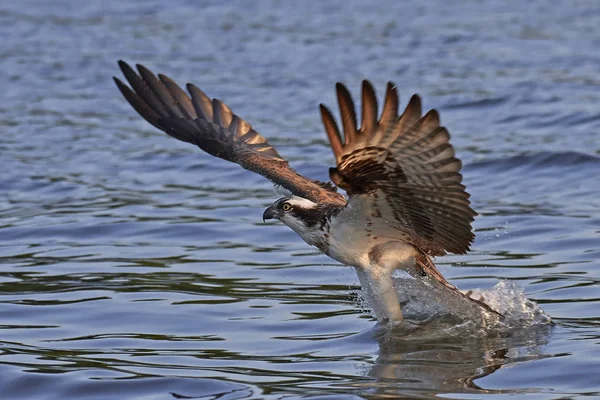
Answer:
xmin=1 ymin=0 xmax=599 ymax=399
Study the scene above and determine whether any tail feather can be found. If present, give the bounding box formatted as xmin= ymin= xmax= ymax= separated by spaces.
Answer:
xmin=414 ymin=251 xmax=504 ymax=319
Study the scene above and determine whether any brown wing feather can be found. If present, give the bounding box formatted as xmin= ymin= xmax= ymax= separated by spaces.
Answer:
xmin=322 ymin=81 xmax=477 ymax=256
xmin=114 ymin=61 xmax=345 ymax=206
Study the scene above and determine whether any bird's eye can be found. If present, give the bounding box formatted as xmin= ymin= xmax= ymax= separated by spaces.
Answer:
xmin=281 ymin=203 xmax=292 ymax=211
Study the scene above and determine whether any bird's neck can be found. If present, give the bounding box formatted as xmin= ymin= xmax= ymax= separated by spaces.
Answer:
xmin=291 ymin=206 xmax=340 ymax=252
xmin=293 ymin=222 xmax=329 ymax=251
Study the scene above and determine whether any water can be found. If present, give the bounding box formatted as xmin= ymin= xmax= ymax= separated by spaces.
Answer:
xmin=1 ymin=0 xmax=599 ymax=398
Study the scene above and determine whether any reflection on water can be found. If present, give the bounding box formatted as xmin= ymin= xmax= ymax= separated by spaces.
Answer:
xmin=364 ymin=323 xmax=553 ymax=398
xmin=1 ymin=0 xmax=599 ymax=398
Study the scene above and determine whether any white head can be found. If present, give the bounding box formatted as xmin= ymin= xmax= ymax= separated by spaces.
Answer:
xmin=262 ymin=196 xmax=326 ymax=246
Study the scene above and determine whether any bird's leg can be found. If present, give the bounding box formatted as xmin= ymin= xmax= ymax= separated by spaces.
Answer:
xmin=355 ymin=241 xmax=420 ymax=325
xmin=355 ymin=266 xmax=403 ymax=325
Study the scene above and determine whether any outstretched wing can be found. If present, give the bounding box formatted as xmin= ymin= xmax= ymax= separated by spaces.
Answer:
xmin=114 ymin=61 xmax=345 ymax=206
xmin=320 ymin=81 xmax=477 ymax=256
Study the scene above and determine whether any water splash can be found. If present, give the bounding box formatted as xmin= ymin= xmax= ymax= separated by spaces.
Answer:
xmin=358 ymin=275 xmax=551 ymax=336
xmin=466 ymin=280 xmax=552 ymax=327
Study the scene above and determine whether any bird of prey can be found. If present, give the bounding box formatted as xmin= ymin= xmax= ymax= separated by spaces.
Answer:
xmin=114 ymin=61 xmax=502 ymax=325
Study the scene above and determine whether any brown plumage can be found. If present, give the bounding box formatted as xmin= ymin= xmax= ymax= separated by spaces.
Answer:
xmin=113 ymin=61 xmax=345 ymax=206
xmin=321 ymin=80 xmax=477 ymax=257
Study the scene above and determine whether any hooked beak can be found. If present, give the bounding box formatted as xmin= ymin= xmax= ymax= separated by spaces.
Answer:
xmin=262 ymin=205 xmax=276 ymax=223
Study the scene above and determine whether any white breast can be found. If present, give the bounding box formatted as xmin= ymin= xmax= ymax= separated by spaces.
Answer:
xmin=326 ymin=203 xmax=415 ymax=268
xmin=326 ymin=209 xmax=373 ymax=267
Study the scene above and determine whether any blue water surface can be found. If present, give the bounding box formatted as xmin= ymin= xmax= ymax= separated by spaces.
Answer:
xmin=1 ymin=1 xmax=599 ymax=399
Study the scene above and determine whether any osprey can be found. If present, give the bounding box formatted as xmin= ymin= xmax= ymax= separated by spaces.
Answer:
xmin=114 ymin=61 xmax=502 ymax=325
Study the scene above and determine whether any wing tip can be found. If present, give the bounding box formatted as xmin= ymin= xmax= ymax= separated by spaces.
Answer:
xmin=135 ymin=63 xmax=154 ymax=78
xmin=335 ymin=81 xmax=347 ymax=91
xmin=409 ymin=93 xmax=422 ymax=105
xmin=423 ymin=108 xmax=441 ymax=125
xmin=117 ymin=60 xmax=138 ymax=82
xmin=335 ymin=81 xmax=358 ymax=144
xmin=361 ymin=79 xmax=375 ymax=92
xmin=113 ymin=75 xmax=134 ymax=97
xmin=320 ymin=103 xmax=343 ymax=161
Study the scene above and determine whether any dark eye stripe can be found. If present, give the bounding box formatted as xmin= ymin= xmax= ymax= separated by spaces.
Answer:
xmin=290 ymin=206 xmax=325 ymax=228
